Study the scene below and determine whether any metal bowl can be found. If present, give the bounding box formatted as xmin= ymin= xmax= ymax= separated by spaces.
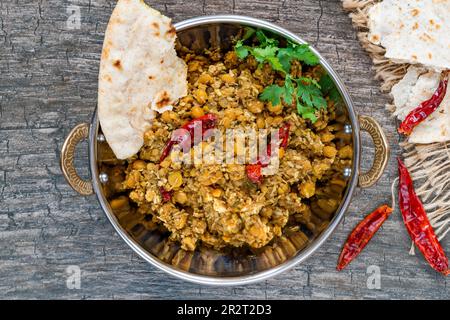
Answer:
xmin=60 ymin=15 xmax=389 ymax=285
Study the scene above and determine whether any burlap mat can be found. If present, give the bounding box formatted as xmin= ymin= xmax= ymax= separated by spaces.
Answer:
xmin=342 ymin=0 xmax=450 ymax=245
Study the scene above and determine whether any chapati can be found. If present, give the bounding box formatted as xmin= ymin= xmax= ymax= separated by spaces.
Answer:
xmin=368 ymin=0 xmax=450 ymax=71
xmin=98 ymin=0 xmax=187 ymax=159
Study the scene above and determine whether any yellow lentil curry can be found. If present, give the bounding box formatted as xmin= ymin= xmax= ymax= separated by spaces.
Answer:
xmin=107 ymin=42 xmax=353 ymax=252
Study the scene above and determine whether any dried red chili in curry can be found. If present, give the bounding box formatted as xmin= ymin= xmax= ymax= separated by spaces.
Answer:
xmin=159 ymin=186 xmax=173 ymax=202
xmin=246 ymin=122 xmax=290 ymax=184
xmin=159 ymin=113 xmax=218 ymax=163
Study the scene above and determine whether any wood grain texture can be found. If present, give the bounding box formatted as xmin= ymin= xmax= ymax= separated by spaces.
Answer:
xmin=0 ymin=0 xmax=448 ymax=300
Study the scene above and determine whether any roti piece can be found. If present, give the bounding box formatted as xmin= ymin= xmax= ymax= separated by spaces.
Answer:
xmin=368 ymin=0 xmax=450 ymax=71
xmin=391 ymin=66 xmax=450 ymax=144
xmin=98 ymin=0 xmax=187 ymax=159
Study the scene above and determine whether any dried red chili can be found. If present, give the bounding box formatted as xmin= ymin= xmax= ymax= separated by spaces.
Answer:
xmin=337 ymin=205 xmax=393 ymax=271
xmin=159 ymin=186 xmax=173 ymax=202
xmin=246 ymin=164 xmax=263 ymax=184
xmin=278 ymin=123 xmax=290 ymax=149
xmin=159 ymin=113 xmax=218 ymax=162
xmin=398 ymin=75 xmax=448 ymax=135
xmin=397 ymin=158 xmax=450 ymax=276
xmin=245 ymin=123 xmax=290 ymax=184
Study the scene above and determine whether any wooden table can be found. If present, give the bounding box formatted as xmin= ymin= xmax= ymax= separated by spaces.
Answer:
xmin=0 ymin=0 xmax=448 ymax=299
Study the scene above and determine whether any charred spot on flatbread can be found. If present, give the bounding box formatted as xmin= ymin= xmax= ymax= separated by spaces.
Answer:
xmin=102 ymin=46 xmax=110 ymax=60
xmin=166 ymin=25 xmax=176 ymax=37
xmin=113 ymin=59 xmax=122 ymax=70
xmin=155 ymin=91 xmax=171 ymax=109
xmin=419 ymin=32 xmax=435 ymax=42
xmin=151 ymin=22 xmax=160 ymax=36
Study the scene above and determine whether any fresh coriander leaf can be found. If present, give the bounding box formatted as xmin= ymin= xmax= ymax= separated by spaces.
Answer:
xmin=319 ymin=73 xmax=342 ymax=104
xmin=251 ymin=47 xmax=278 ymax=63
xmin=318 ymin=73 xmax=334 ymax=94
xmin=310 ymin=78 xmax=321 ymax=89
xmin=302 ymin=111 xmax=318 ymax=122
xmin=259 ymin=79 xmax=295 ymax=106
xmin=236 ymin=46 xmax=249 ymax=59
xmin=329 ymin=89 xmax=342 ymax=104
xmin=255 ymin=30 xmax=279 ymax=47
xmin=276 ymin=47 xmax=295 ymax=73
xmin=283 ymin=75 xmax=295 ymax=105
xmin=296 ymin=81 xmax=327 ymax=110
xmin=277 ymin=44 xmax=319 ymax=73
xmin=312 ymin=94 xmax=327 ymax=109
xmin=289 ymin=43 xmax=320 ymax=66
xmin=297 ymin=84 xmax=312 ymax=106
xmin=260 ymin=84 xmax=285 ymax=106
xmin=294 ymin=78 xmax=326 ymax=122
xmin=298 ymin=77 xmax=321 ymax=89
xmin=265 ymin=56 xmax=285 ymax=73
xmin=296 ymin=102 xmax=318 ymax=123
xmin=235 ymin=40 xmax=249 ymax=59
xmin=242 ymin=27 xmax=256 ymax=41
xmin=248 ymin=46 xmax=285 ymax=73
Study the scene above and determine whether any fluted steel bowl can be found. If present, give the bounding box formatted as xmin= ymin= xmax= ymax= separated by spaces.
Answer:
xmin=61 ymin=15 xmax=389 ymax=285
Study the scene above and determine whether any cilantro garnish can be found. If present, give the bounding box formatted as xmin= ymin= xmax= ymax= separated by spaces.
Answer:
xmin=318 ymin=73 xmax=342 ymax=105
xmin=234 ymin=28 xmax=336 ymax=123
xmin=295 ymin=77 xmax=327 ymax=111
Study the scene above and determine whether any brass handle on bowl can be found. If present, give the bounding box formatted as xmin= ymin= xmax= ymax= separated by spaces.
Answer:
xmin=358 ymin=115 xmax=390 ymax=188
xmin=60 ymin=123 xmax=94 ymax=196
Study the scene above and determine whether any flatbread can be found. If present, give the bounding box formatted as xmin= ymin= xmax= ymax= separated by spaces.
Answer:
xmin=391 ymin=66 xmax=450 ymax=144
xmin=98 ymin=0 xmax=187 ymax=159
xmin=368 ymin=0 xmax=450 ymax=71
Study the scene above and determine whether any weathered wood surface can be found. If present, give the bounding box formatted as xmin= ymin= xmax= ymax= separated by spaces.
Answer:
xmin=0 ymin=0 xmax=448 ymax=300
